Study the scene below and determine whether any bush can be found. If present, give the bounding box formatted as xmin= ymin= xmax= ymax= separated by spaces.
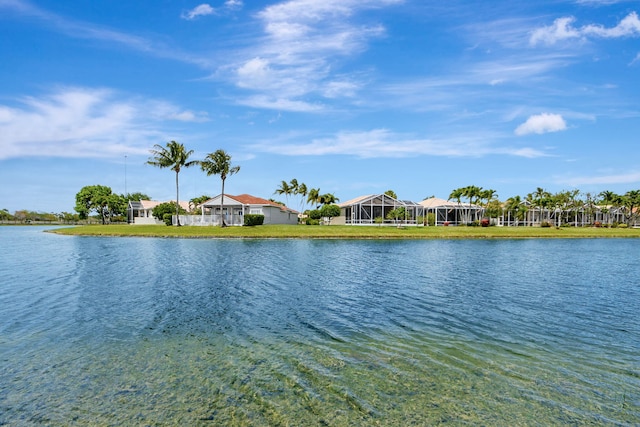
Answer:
xmin=308 ymin=210 xmax=322 ymax=220
xmin=152 ymin=202 xmax=186 ymax=221
xmin=244 ymin=214 xmax=264 ymax=226
xmin=593 ymin=221 xmax=602 ymax=228
xmin=305 ymin=218 xmax=320 ymax=225
xmin=540 ymin=221 xmax=552 ymax=228
xmin=618 ymin=223 xmax=628 ymax=228
xmin=162 ymin=213 xmax=173 ymax=226
xmin=480 ymin=218 xmax=490 ymax=227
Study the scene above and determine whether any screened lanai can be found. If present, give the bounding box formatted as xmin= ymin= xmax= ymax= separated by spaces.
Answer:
xmin=337 ymin=194 xmax=423 ymax=225
xmin=419 ymin=197 xmax=483 ymax=226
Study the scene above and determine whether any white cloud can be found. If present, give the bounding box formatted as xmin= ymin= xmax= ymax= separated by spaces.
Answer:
xmin=558 ymin=171 xmax=640 ymax=186
xmin=249 ymin=129 xmax=549 ymax=159
xmin=225 ymin=0 xmax=243 ymax=10
xmin=530 ymin=12 xmax=640 ymax=45
xmin=515 ymin=113 xmax=567 ymax=136
xmin=0 ymin=87 xmax=197 ymax=160
xmin=225 ymin=0 xmax=401 ymax=110
xmin=181 ymin=4 xmax=215 ymax=20
xmin=236 ymin=95 xmax=324 ymax=112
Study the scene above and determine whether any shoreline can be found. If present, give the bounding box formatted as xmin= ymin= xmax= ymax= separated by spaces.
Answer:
xmin=46 ymin=224 xmax=640 ymax=240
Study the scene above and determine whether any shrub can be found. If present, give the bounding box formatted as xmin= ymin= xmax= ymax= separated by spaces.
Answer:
xmin=480 ymin=218 xmax=490 ymax=227
xmin=162 ymin=213 xmax=173 ymax=226
xmin=308 ymin=209 xmax=322 ymax=220
xmin=593 ymin=221 xmax=602 ymax=228
xmin=152 ymin=202 xmax=186 ymax=221
xmin=305 ymin=218 xmax=320 ymax=225
xmin=618 ymin=223 xmax=628 ymax=228
xmin=374 ymin=216 xmax=384 ymax=224
xmin=540 ymin=221 xmax=552 ymax=228
xmin=244 ymin=214 xmax=264 ymax=226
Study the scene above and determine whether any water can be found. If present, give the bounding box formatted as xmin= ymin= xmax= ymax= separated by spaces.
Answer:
xmin=1 ymin=226 xmax=639 ymax=426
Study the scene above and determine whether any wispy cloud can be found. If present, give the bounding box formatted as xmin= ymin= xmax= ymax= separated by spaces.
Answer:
xmin=558 ymin=171 xmax=640 ymax=186
xmin=248 ymin=128 xmax=549 ymax=158
xmin=182 ymin=4 xmax=215 ymax=20
xmin=226 ymin=0 xmax=402 ymax=111
xmin=0 ymin=87 xmax=203 ymax=160
xmin=181 ymin=1 xmax=242 ymax=20
xmin=515 ymin=113 xmax=567 ymax=135
xmin=530 ymin=12 xmax=640 ymax=45
xmin=0 ymin=0 xmax=213 ymax=67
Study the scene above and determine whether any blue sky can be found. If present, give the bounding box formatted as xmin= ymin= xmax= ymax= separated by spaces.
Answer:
xmin=1 ymin=0 xmax=639 ymax=213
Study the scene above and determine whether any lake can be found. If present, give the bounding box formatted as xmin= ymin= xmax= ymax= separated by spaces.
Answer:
xmin=0 ymin=226 xmax=638 ymax=426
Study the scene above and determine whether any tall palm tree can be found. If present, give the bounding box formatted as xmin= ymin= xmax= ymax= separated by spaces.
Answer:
xmin=147 ymin=140 xmax=197 ymax=226
xmin=200 ymin=149 xmax=240 ymax=227
xmin=307 ymin=188 xmax=321 ymax=209
xmin=296 ymin=182 xmax=308 ymax=213
xmin=462 ymin=185 xmax=482 ymax=223
xmin=274 ymin=180 xmax=292 ymax=206
xmin=448 ymin=187 xmax=464 ymax=225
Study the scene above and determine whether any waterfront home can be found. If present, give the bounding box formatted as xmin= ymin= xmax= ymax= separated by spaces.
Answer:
xmin=179 ymin=194 xmax=298 ymax=226
xmin=335 ymin=194 xmax=422 ymax=225
xmin=127 ymin=200 xmax=190 ymax=225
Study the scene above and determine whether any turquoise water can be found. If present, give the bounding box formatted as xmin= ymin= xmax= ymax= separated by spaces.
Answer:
xmin=1 ymin=226 xmax=639 ymax=426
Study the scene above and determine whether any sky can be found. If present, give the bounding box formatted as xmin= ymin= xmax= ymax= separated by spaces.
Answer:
xmin=1 ymin=0 xmax=639 ymax=213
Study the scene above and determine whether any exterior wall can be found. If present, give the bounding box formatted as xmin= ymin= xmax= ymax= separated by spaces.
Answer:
xmin=261 ymin=206 xmax=298 ymax=225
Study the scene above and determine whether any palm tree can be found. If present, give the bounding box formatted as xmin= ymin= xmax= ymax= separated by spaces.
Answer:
xmin=462 ymin=185 xmax=482 ymax=223
xmin=274 ymin=180 xmax=293 ymax=206
xmin=599 ymin=190 xmax=618 ymax=225
xmin=448 ymin=187 xmax=464 ymax=225
xmin=296 ymin=182 xmax=308 ymax=213
xmin=307 ymin=188 xmax=321 ymax=209
xmin=200 ymin=149 xmax=240 ymax=227
xmin=505 ymin=195 xmax=524 ymax=226
xmin=147 ymin=141 xmax=197 ymax=226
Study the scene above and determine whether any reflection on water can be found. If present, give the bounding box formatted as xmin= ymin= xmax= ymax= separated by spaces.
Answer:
xmin=1 ymin=227 xmax=639 ymax=425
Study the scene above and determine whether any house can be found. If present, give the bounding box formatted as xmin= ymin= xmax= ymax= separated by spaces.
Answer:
xmin=127 ymin=200 xmax=190 ymax=225
xmin=335 ymin=194 xmax=423 ymax=225
xmin=419 ymin=197 xmax=483 ymax=226
xmin=178 ymin=194 xmax=299 ymax=226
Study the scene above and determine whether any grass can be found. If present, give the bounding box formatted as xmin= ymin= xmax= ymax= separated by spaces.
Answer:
xmin=49 ymin=224 xmax=640 ymax=239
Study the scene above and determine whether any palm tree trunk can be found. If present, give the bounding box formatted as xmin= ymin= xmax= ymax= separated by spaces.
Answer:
xmin=220 ymin=178 xmax=226 ymax=227
xmin=175 ymin=171 xmax=181 ymax=226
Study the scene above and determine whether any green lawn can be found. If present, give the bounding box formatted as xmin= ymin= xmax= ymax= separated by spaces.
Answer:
xmin=49 ymin=224 xmax=640 ymax=239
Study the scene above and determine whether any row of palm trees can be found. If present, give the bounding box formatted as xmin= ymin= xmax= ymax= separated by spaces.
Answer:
xmin=448 ymin=185 xmax=640 ymax=226
xmin=274 ymin=179 xmax=339 ymax=214
xmin=147 ymin=141 xmax=240 ymax=226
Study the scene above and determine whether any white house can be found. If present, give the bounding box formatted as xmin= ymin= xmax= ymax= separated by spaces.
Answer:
xmin=178 ymin=194 xmax=299 ymax=226
xmin=127 ymin=200 xmax=190 ymax=225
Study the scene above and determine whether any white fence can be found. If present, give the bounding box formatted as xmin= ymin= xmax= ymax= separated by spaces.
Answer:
xmin=174 ymin=214 xmax=244 ymax=226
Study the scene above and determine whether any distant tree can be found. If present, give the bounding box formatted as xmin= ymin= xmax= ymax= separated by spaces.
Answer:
xmin=123 ymin=192 xmax=151 ymax=202
xmin=0 ymin=208 xmax=14 ymax=221
xmin=189 ymin=195 xmax=212 ymax=212
xmin=319 ymin=204 xmax=341 ymax=224
xmin=527 ymin=187 xmax=551 ymax=225
xmin=384 ymin=190 xmax=398 ymax=200
xmin=318 ymin=193 xmax=339 ymax=206
xmin=307 ymin=188 xmax=321 ymax=208
xmin=621 ymin=190 xmax=640 ymax=226
xmin=74 ymin=185 xmax=124 ymax=224
xmin=151 ymin=201 xmax=187 ymax=222
xmin=200 ymin=149 xmax=240 ymax=227
xmin=147 ymin=140 xmax=198 ymax=226
xmin=505 ymin=195 xmax=526 ymax=225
